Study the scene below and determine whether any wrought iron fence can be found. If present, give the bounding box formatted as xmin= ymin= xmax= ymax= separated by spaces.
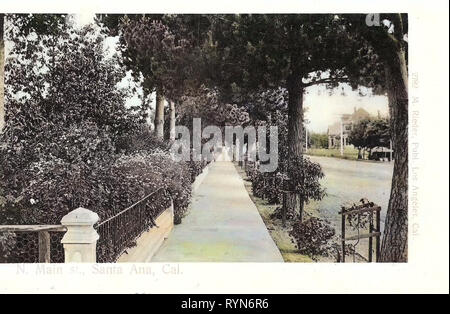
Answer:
xmin=0 ymin=226 xmax=66 ymax=263
xmin=95 ymin=188 xmax=171 ymax=263
xmin=1 ymin=188 xmax=171 ymax=263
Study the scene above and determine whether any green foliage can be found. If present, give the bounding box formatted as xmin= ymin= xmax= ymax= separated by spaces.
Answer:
xmin=119 ymin=16 xmax=200 ymax=101
xmin=250 ymin=156 xmax=325 ymax=208
xmin=348 ymin=118 xmax=371 ymax=151
xmin=309 ymin=133 xmax=328 ymax=149
xmin=250 ymin=171 xmax=283 ymax=205
xmin=116 ymin=124 xmax=171 ymax=154
xmin=112 ymin=153 xmax=192 ymax=224
xmin=348 ymin=118 xmax=390 ymax=154
xmin=0 ymin=18 xmax=193 ymax=231
xmin=176 ymin=86 xmax=251 ymax=130
xmin=0 ymin=232 xmax=15 ymax=263
xmin=289 ymin=217 xmax=336 ymax=260
xmin=285 ymin=156 xmax=326 ymax=204
xmin=209 ymin=14 xmax=354 ymax=96
xmin=3 ymin=22 xmax=137 ymax=150
xmin=364 ymin=118 xmax=390 ymax=150
xmin=12 ymin=14 xmax=68 ymax=37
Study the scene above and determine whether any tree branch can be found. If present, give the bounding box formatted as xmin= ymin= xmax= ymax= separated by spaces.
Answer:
xmin=302 ymin=77 xmax=349 ymax=88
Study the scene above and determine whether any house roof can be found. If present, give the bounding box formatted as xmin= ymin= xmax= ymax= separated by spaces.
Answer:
xmin=327 ymin=107 xmax=371 ymax=136
xmin=351 ymin=108 xmax=371 ymax=122
xmin=327 ymin=121 xmax=341 ymax=136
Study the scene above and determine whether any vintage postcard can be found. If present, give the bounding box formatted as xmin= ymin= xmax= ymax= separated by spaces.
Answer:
xmin=0 ymin=0 xmax=448 ymax=296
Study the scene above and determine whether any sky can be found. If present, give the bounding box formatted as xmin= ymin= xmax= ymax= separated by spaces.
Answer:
xmin=304 ymin=84 xmax=388 ymax=133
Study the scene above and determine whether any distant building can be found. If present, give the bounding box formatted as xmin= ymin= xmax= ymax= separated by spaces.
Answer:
xmin=370 ymin=146 xmax=394 ymax=161
xmin=327 ymin=107 xmax=371 ymax=149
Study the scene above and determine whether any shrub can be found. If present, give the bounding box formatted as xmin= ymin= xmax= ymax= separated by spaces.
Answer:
xmin=250 ymin=171 xmax=283 ymax=204
xmin=289 ymin=217 xmax=336 ymax=261
xmin=0 ymin=151 xmax=193 ymax=261
xmin=187 ymin=160 xmax=205 ymax=183
xmin=0 ymin=19 xmax=194 ymax=261
xmin=112 ymin=153 xmax=192 ymax=224
xmin=249 ymin=156 xmax=325 ymax=216
xmin=270 ymin=205 xmax=298 ymax=220
xmin=0 ymin=233 xmax=16 ymax=263
xmin=4 ymin=24 xmax=138 ymax=151
xmin=285 ymin=156 xmax=325 ymax=204
xmin=0 ymin=121 xmax=119 ymax=225
xmin=1 ymin=151 xmax=192 ymax=224
xmin=116 ymin=125 xmax=171 ymax=155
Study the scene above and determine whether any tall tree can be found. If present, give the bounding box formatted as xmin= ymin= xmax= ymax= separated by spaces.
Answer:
xmin=209 ymin=14 xmax=351 ymax=211
xmin=118 ymin=16 xmax=201 ymax=139
xmin=1 ymin=20 xmax=137 ymax=224
xmin=342 ymin=14 xmax=408 ymax=262
xmin=0 ymin=14 xmax=67 ymax=133
xmin=0 ymin=14 xmax=4 ymax=132
xmin=365 ymin=118 xmax=391 ymax=151
xmin=97 ymin=14 xmax=213 ymax=140
xmin=96 ymin=14 xmax=167 ymax=137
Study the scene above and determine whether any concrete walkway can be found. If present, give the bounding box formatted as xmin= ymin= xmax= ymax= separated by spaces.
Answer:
xmin=152 ymin=161 xmax=284 ymax=262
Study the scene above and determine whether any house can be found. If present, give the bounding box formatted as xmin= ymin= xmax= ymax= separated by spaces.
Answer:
xmin=327 ymin=107 xmax=371 ymax=149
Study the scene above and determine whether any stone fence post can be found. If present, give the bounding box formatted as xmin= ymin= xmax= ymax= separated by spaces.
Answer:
xmin=61 ymin=208 xmax=99 ymax=263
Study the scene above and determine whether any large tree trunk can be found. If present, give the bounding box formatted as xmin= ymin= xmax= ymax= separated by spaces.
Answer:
xmin=286 ymin=77 xmax=304 ymax=219
xmin=154 ymin=89 xmax=165 ymax=139
xmin=380 ymin=48 xmax=408 ymax=262
xmin=169 ymin=100 xmax=176 ymax=141
xmin=0 ymin=15 xmax=5 ymax=133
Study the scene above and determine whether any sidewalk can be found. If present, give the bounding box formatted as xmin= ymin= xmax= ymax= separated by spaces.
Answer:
xmin=152 ymin=161 xmax=284 ymax=262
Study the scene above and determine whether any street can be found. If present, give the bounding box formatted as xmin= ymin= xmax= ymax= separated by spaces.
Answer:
xmin=307 ymin=155 xmax=394 ymax=234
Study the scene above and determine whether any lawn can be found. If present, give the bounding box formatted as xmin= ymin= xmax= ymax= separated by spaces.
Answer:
xmin=234 ymin=162 xmax=369 ymax=263
xmin=306 ymin=147 xmax=360 ymax=160
xmin=234 ymin=164 xmax=314 ymax=262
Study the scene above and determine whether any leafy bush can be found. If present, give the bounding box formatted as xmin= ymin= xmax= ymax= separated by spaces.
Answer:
xmin=284 ymin=156 xmax=325 ymax=205
xmin=187 ymin=160 xmax=206 ymax=183
xmin=289 ymin=217 xmax=336 ymax=260
xmin=116 ymin=125 xmax=171 ymax=155
xmin=250 ymin=171 xmax=282 ymax=204
xmin=1 ymin=151 xmax=192 ymax=223
xmin=249 ymin=156 xmax=325 ymax=218
xmin=0 ymin=121 xmax=119 ymax=225
xmin=112 ymin=153 xmax=192 ymax=224
xmin=4 ymin=23 xmax=138 ymax=149
xmin=0 ymin=150 xmax=193 ymax=261
xmin=270 ymin=205 xmax=298 ymax=220
xmin=0 ymin=233 xmax=16 ymax=263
